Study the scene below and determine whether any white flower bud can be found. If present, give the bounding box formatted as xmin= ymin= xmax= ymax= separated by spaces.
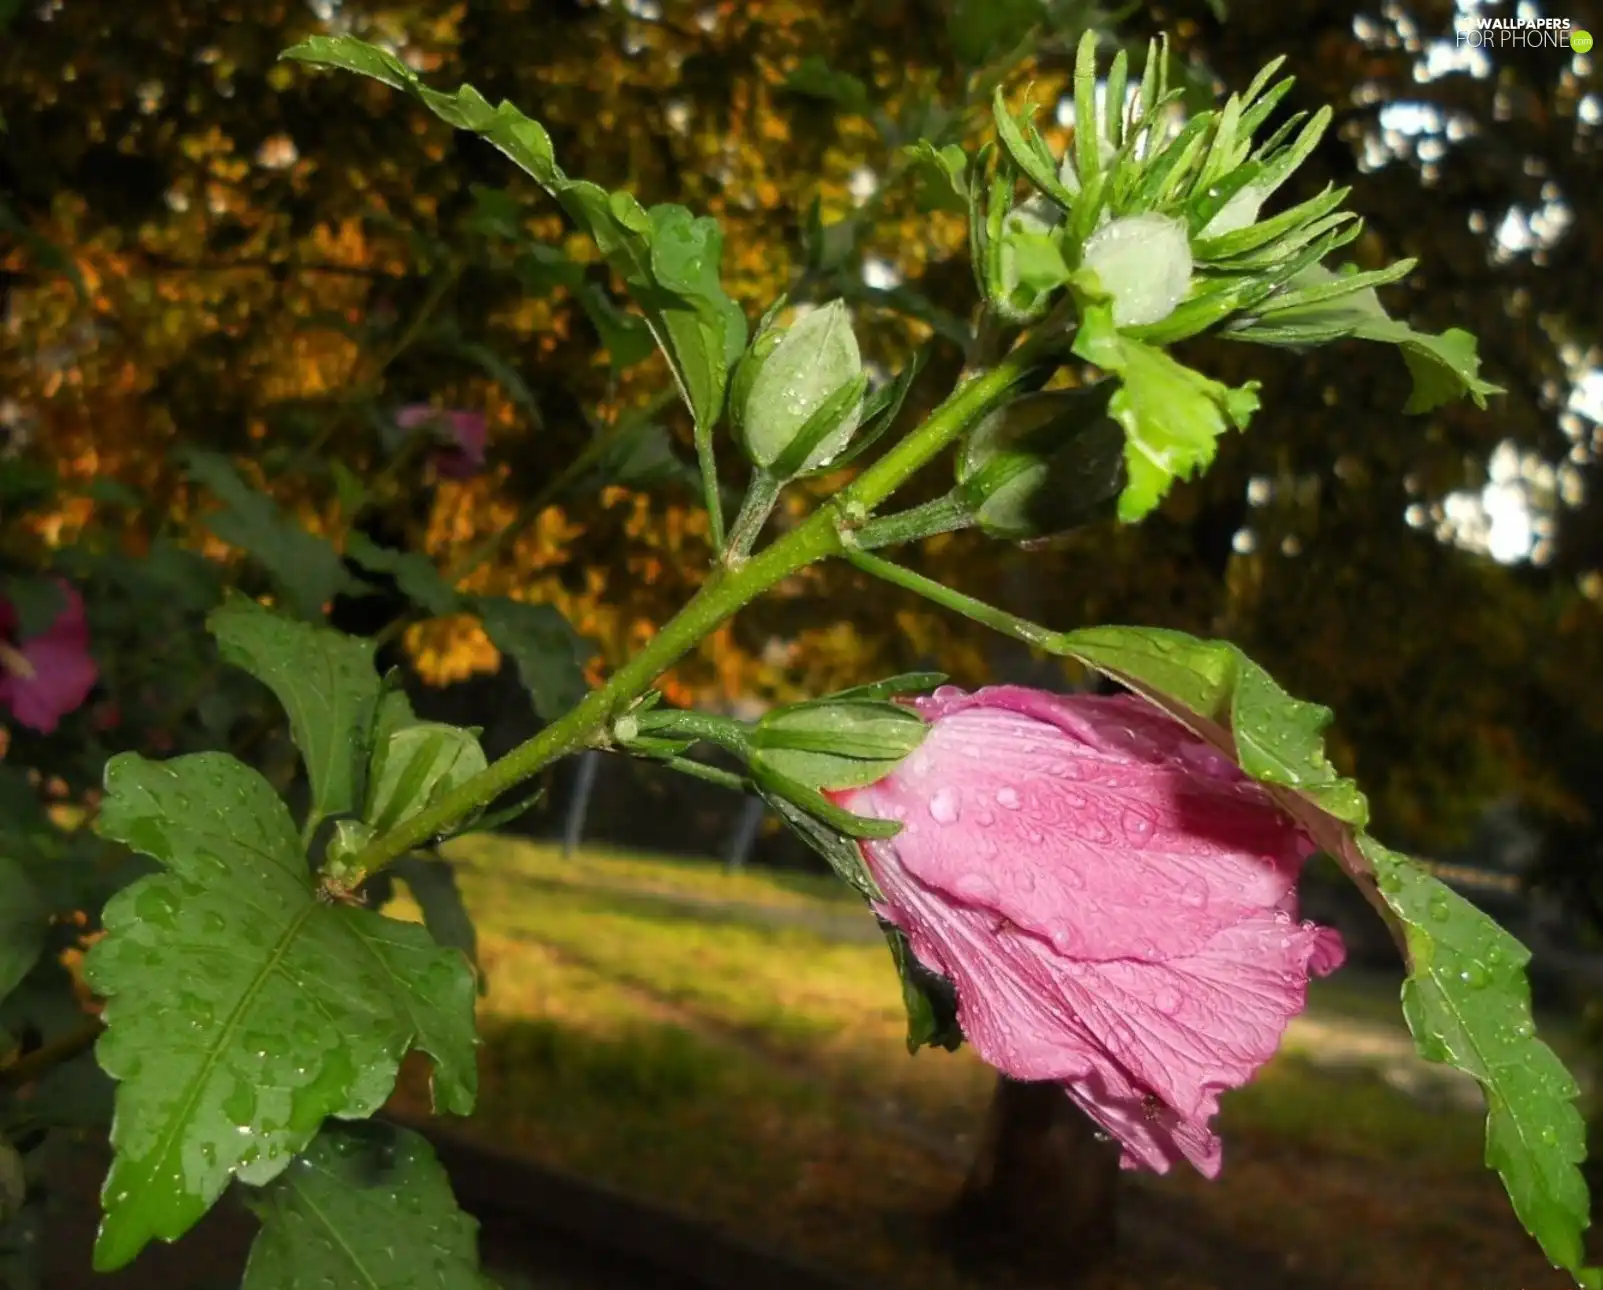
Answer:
xmin=1080 ymin=213 xmax=1193 ymax=328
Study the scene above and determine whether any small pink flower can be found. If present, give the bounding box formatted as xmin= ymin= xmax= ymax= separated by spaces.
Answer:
xmin=395 ymin=404 xmax=488 ymax=480
xmin=832 ymin=685 xmax=1344 ymax=1178
xmin=0 ymin=580 xmax=99 ymax=734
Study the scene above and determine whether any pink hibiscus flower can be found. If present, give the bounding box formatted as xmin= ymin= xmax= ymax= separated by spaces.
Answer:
xmin=833 ymin=685 xmax=1345 ymax=1178
xmin=395 ymin=405 xmax=488 ymax=481
xmin=0 ymin=580 xmax=99 ymax=734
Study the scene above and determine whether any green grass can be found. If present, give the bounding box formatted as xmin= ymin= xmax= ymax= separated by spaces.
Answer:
xmin=443 ymin=834 xmax=856 ymax=911
xmin=387 ymin=838 xmax=1588 ymax=1290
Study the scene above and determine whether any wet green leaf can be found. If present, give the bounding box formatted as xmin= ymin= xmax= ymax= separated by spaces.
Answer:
xmin=1072 ymin=303 xmax=1260 ymax=522
xmin=241 ymin=1123 xmax=494 ymax=1290
xmin=1055 ymin=623 xmax=1598 ymax=1288
xmin=85 ymin=752 xmax=478 ymax=1270
xmin=208 ymin=595 xmax=382 ymax=823
xmin=474 ymin=596 xmax=592 ymax=720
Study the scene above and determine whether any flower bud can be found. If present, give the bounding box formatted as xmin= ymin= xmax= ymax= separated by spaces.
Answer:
xmin=735 ymin=300 xmax=866 ymax=475
xmin=955 ymin=386 xmax=1126 ymax=542
xmin=998 ymin=197 xmax=1067 ymax=317
xmin=1079 ymin=213 xmax=1193 ymax=328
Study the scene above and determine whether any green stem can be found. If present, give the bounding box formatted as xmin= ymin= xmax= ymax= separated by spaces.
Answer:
xmin=840 ymin=334 xmax=1047 ymax=513
xmin=694 ymin=416 xmax=726 ymax=554
xmin=345 ymin=342 xmax=1045 ymax=879
xmin=632 ymin=707 xmax=753 ymax=754
xmin=723 ymin=470 xmax=781 ymax=565
xmin=843 ymin=547 xmax=1062 ymax=651
xmin=648 ymin=755 xmax=750 ymax=795
xmin=850 ymin=492 xmax=975 ymax=550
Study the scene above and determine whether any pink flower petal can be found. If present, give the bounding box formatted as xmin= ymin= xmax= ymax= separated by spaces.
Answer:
xmin=395 ymin=406 xmax=488 ymax=480
xmin=0 ymin=582 xmax=98 ymax=734
xmin=841 ymin=694 xmax=1315 ymax=963
xmin=838 ymin=684 xmax=1344 ymax=1180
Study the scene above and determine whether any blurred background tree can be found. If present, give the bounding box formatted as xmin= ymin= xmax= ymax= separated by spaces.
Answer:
xmin=5 ymin=0 xmax=1599 ymax=856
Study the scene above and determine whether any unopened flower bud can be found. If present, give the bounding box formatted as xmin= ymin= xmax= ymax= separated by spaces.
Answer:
xmin=735 ymin=300 xmax=866 ymax=475
xmin=955 ymin=386 xmax=1126 ymax=542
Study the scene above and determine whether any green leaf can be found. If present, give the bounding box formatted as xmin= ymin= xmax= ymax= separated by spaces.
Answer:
xmin=241 ymin=1123 xmax=494 ymax=1290
xmin=757 ymin=790 xmax=882 ymax=903
xmin=85 ymin=752 xmax=478 ymax=1271
xmin=785 ymin=57 xmax=871 ymax=114
xmin=208 ymin=595 xmax=382 ymax=824
xmin=828 ymin=672 xmax=947 ymax=702
xmin=366 ymin=723 xmax=489 ymax=835
xmin=344 ymin=533 xmax=463 ymax=618
xmin=574 ymin=282 xmax=656 ymax=373
xmin=948 ymin=0 xmax=1047 ymax=66
xmin=182 ymin=449 xmax=358 ymax=620
xmin=591 ymin=421 xmax=696 ymax=490
xmin=284 ymin=36 xmax=743 ymax=437
xmin=1051 ymin=622 xmax=1599 ymax=1288
xmin=750 ymin=699 xmax=927 ymax=791
xmin=905 ymin=141 xmax=970 ymax=213
xmin=1228 ymin=266 xmax=1503 ymax=412
xmin=1058 ymin=625 xmax=1368 ymax=825
xmin=0 ymin=858 xmax=44 ymax=1006
xmin=474 ymin=596 xmax=592 ymax=720
xmin=1365 ymin=839 xmax=1601 ymax=1289
xmin=881 ymin=924 xmax=962 ymax=1054
xmin=1072 ymin=303 xmax=1260 ymax=522
xmin=392 ymin=854 xmax=482 ymax=982
xmin=1 ymin=576 xmax=63 ymax=639
xmin=1384 ymin=323 xmax=1503 ymax=413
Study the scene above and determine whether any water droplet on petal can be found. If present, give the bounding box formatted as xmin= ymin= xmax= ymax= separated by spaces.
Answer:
xmin=928 ymin=789 xmax=960 ymax=824
xmin=1153 ymin=988 xmax=1182 ymax=1015
xmin=995 ymin=786 xmax=1022 ymax=810
xmin=955 ymin=872 xmax=996 ymax=902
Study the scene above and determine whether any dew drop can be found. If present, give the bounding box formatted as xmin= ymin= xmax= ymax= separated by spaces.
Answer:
xmin=928 ymin=789 xmax=960 ymax=824
xmin=1459 ymin=963 xmax=1489 ymax=989
xmin=955 ymin=872 xmax=996 ymax=902
xmin=995 ymin=786 xmax=1022 ymax=810
xmin=1153 ymin=988 xmax=1182 ymax=1015
xmin=1427 ymin=894 xmax=1452 ymax=923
